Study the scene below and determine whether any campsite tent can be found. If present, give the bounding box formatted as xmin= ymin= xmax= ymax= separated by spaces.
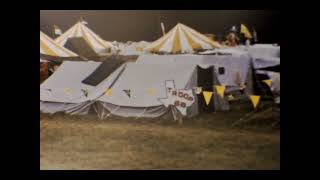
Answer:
xmin=55 ymin=21 xmax=116 ymax=55
xmin=92 ymin=63 xmax=229 ymax=119
xmin=40 ymin=60 xmax=126 ymax=115
xmin=40 ymin=31 xmax=78 ymax=58
xmin=95 ymin=63 xmax=200 ymax=119
xmin=136 ymin=54 xmax=253 ymax=94
xmin=40 ymin=61 xmax=229 ymax=119
xmin=144 ymin=23 xmax=222 ymax=54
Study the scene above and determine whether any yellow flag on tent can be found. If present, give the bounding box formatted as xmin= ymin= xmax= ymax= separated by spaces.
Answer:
xmin=263 ymin=79 xmax=272 ymax=87
xmin=105 ymin=88 xmax=112 ymax=96
xmin=147 ymin=88 xmax=156 ymax=96
xmin=202 ymin=91 xmax=213 ymax=106
xmin=64 ymin=88 xmax=71 ymax=93
xmin=250 ymin=95 xmax=261 ymax=109
xmin=240 ymin=24 xmax=253 ymax=39
xmin=215 ymin=85 xmax=226 ymax=98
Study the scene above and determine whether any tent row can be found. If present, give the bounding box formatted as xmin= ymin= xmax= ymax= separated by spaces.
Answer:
xmin=40 ymin=22 xmax=225 ymax=60
xmin=41 ymin=53 xmax=259 ymax=119
xmin=40 ymin=20 xmax=280 ymax=61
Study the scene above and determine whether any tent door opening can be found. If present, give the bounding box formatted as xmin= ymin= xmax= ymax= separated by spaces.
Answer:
xmin=197 ymin=66 xmax=215 ymax=112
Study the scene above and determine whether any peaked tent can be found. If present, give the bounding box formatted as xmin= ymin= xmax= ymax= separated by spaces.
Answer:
xmin=55 ymin=21 xmax=116 ymax=55
xmin=144 ymin=23 xmax=222 ymax=54
xmin=95 ymin=63 xmax=229 ymax=119
xmin=40 ymin=31 xmax=78 ymax=58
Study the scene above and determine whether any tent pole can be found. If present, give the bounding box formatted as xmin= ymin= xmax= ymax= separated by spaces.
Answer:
xmin=106 ymin=105 xmax=120 ymax=118
xmin=135 ymin=108 xmax=147 ymax=120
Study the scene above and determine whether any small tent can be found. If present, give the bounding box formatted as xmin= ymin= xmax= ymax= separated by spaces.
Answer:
xmin=144 ymin=23 xmax=222 ymax=54
xmin=40 ymin=31 xmax=78 ymax=58
xmin=55 ymin=21 xmax=116 ymax=55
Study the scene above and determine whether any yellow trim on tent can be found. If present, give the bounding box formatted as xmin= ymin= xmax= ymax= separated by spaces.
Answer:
xmin=172 ymin=26 xmax=182 ymax=54
xmin=181 ymin=27 xmax=202 ymax=50
xmin=40 ymin=39 xmax=57 ymax=56
xmin=186 ymin=25 xmax=221 ymax=48
xmin=150 ymin=33 xmax=172 ymax=53
xmin=41 ymin=32 xmax=76 ymax=56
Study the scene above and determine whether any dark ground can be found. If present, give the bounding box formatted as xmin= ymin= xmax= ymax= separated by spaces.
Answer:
xmin=40 ymin=101 xmax=280 ymax=170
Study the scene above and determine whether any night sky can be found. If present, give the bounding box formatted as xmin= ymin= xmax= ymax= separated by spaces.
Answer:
xmin=40 ymin=10 xmax=280 ymax=43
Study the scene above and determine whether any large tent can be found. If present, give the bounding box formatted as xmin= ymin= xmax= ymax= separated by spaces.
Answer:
xmin=136 ymin=54 xmax=253 ymax=95
xmin=40 ymin=61 xmax=229 ymax=119
xmin=40 ymin=31 xmax=78 ymax=58
xmin=55 ymin=21 xmax=116 ymax=55
xmin=95 ymin=63 xmax=200 ymax=119
xmin=144 ymin=23 xmax=222 ymax=54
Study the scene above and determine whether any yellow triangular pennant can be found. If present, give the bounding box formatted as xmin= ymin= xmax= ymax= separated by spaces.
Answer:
xmin=215 ymin=85 xmax=226 ymax=98
xmin=202 ymin=91 xmax=213 ymax=106
xmin=263 ymin=79 xmax=272 ymax=87
xmin=105 ymin=88 xmax=112 ymax=96
xmin=147 ymin=88 xmax=156 ymax=96
xmin=250 ymin=95 xmax=261 ymax=109
xmin=240 ymin=24 xmax=253 ymax=39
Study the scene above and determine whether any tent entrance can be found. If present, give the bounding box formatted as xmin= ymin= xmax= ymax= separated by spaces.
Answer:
xmin=197 ymin=66 xmax=215 ymax=112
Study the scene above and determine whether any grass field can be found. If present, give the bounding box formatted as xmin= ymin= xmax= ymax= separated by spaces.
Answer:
xmin=40 ymin=107 xmax=280 ymax=170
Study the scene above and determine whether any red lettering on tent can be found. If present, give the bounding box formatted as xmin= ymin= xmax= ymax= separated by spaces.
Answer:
xmin=172 ymin=91 xmax=177 ymax=96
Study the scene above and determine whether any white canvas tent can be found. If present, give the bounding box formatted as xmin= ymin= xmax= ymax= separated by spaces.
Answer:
xmin=144 ymin=23 xmax=222 ymax=54
xmin=136 ymin=54 xmax=253 ymax=93
xmin=40 ymin=61 xmax=229 ymax=119
xmin=40 ymin=31 xmax=78 ymax=58
xmin=40 ymin=61 xmax=126 ymax=115
xmin=55 ymin=21 xmax=116 ymax=55
xmin=95 ymin=63 xmax=199 ymax=119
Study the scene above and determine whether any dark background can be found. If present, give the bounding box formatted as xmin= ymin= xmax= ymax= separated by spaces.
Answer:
xmin=40 ymin=10 xmax=280 ymax=43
